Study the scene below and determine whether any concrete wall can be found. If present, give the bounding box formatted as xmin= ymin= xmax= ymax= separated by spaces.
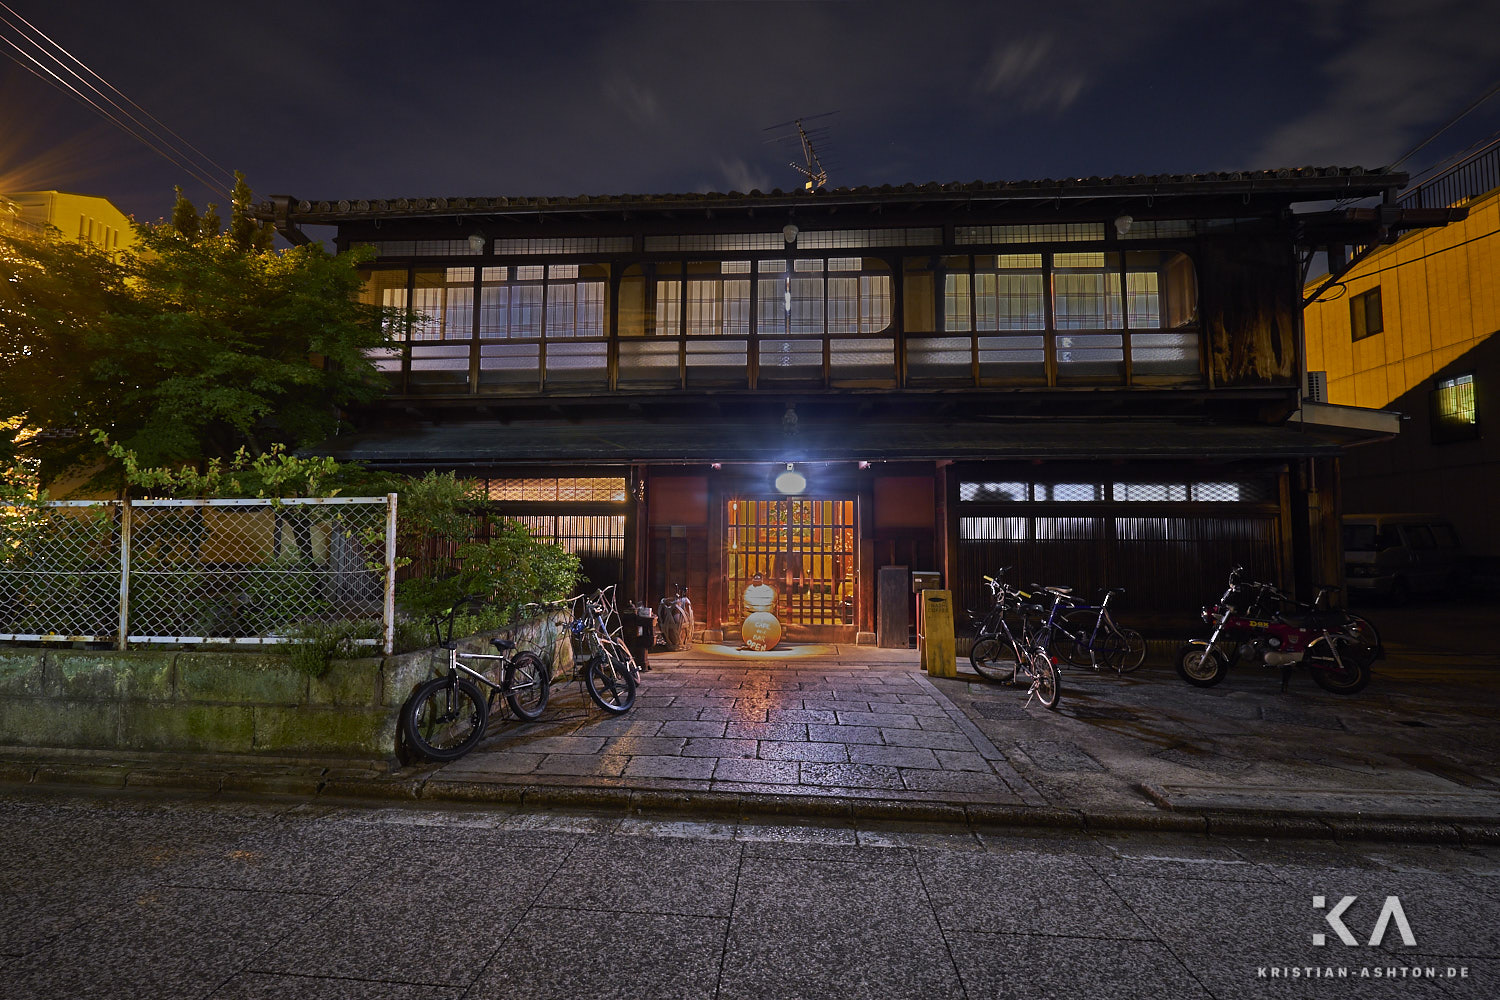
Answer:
xmin=0 ymin=617 xmax=571 ymax=763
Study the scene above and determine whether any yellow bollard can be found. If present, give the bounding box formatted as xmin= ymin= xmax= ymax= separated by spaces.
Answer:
xmin=918 ymin=590 xmax=957 ymax=678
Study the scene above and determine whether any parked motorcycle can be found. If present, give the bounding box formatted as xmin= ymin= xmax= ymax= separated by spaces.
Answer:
xmin=657 ymin=583 xmax=695 ymax=651
xmin=1177 ymin=566 xmax=1380 ymax=694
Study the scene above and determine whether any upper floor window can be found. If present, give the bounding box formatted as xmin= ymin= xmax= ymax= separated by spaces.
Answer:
xmin=1431 ymin=373 xmax=1478 ymax=443
xmin=480 ymin=264 xmax=606 ymax=339
xmin=938 ymin=251 xmax=1194 ymax=333
xmin=1350 ymin=287 xmax=1383 ymax=341
xmin=649 ymin=257 xmax=892 ymax=337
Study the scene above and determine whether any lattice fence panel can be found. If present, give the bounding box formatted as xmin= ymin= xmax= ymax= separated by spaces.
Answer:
xmin=0 ymin=502 xmax=121 ymax=641
xmin=127 ymin=499 xmax=389 ymax=642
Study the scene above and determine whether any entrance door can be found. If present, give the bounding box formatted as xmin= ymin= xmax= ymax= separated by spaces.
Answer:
xmin=725 ymin=498 xmax=856 ymax=636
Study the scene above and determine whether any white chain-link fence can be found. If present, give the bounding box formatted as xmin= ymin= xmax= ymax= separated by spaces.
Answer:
xmin=0 ymin=496 xmax=398 ymax=653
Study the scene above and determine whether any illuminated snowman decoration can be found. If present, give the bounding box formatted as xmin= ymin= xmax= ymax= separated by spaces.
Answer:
xmin=739 ymin=573 xmax=782 ymax=651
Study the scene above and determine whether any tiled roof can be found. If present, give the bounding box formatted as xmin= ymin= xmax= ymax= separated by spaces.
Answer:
xmin=258 ymin=166 xmax=1405 ymax=224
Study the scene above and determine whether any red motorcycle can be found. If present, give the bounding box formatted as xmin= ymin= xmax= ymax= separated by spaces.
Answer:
xmin=1177 ymin=566 xmax=1381 ymax=695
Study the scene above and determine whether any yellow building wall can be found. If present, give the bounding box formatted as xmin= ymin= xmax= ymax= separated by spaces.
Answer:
xmin=1304 ymin=186 xmax=1500 ymax=407
xmin=8 ymin=190 xmax=135 ymax=258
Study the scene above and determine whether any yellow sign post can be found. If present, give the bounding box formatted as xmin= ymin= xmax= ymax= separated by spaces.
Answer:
xmin=917 ymin=589 xmax=956 ymax=678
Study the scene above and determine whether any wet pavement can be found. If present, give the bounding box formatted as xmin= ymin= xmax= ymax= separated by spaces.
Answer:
xmin=3 ymin=600 xmax=1498 ymax=842
xmin=1 ymin=793 xmax=1496 ymax=999
xmin=399 ymin=627 xmax=1500 ymax=839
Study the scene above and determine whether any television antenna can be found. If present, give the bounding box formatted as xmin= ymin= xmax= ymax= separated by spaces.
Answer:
xmin=764 ymin=112 xmax=839 ymax=191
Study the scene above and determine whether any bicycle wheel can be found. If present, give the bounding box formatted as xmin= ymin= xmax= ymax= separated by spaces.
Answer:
xmin=1028 ymin=650 xmax=1060 ymax=709
xmin=969 ymin=636 xmax=1017 ymax=684
xmin=1097 ymin=627 xmax=1147 ymax=674
xmin=403 ymin=677 xmax=488 ymax=762
xmin=1116 ymin=628 xmax=1147 ymax=673
xmin=503 ymin=651 xmax=550 ymax=721
xmin=1057 ymin=611 xmax=1096 ymax=668
xmin=585 ymin=652 xmax=637 ymax=714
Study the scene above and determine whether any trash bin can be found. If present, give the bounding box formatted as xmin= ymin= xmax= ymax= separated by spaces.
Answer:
xmin=622 ymin=607 xmax=654 ymax=671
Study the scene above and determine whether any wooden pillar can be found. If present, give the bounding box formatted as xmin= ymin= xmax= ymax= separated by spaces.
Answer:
xmin=705 ymin=466 xmax=725 ymax=640
xmin=857 ymin=473 xmax=876 ymax=637
xmin=936 ymin=461 xmax=959 ymax=591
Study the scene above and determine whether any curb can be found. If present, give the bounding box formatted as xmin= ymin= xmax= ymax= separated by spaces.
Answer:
xmin=6 ymin=759 xmax=1498 ymax=846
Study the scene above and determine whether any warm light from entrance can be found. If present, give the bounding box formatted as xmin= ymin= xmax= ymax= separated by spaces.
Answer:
xmin=774 ymin=463 xmax=806 ymax=494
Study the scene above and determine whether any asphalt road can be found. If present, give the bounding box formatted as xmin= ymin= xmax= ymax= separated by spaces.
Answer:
xmin=1 ymin=792 xmax=1495 ymax=999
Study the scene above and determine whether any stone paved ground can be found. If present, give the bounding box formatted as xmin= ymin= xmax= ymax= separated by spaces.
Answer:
xmin=432 ymin=645 xmax=1047 ymax=807
xmin=422 ymin=626 xmax=1500 ymax=831
xmin=2 ymin=793 xmax=1496 ymax=999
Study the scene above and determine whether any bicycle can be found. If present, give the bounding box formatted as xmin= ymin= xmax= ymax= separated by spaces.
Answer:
xmin=401 ymin=596 xmax=551 ymax=763
xmin=968 ymin=569 xmax=1059 ymax=709
xmin=968 ymin=568 xmax=1041 ymax=682
xmin=1055 ymin=588 xmax=1147 ymax=674
xmin=567 ymin=590 xmax=639 ymax=714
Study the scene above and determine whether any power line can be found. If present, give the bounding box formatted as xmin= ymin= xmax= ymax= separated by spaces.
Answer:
xmin=1306 ymin=225 xmax=1500 ymax=303
xmin=0 ymin=2 xmax=233 ymax=200
xmin=1387 ymin=77 xmax=1500 ymax=173
xmin=0 ymin=35 xmax=229 ymax=199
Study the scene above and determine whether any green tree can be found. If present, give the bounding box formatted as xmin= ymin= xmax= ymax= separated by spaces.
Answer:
xmin=0 ymin=178 xmax=399 ymax=491
xmin=0 ymin=224 xmax=137 ymax=480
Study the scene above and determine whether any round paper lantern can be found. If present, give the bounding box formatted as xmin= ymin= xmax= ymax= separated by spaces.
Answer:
xmin=740 ymin=611 xmax=782 ymax=651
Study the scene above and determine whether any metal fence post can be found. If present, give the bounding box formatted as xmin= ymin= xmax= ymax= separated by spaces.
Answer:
xmin=383 ymin=493 xmax=398 ymax=656
xmin=117 ymin=499 xmax=131 ymax=650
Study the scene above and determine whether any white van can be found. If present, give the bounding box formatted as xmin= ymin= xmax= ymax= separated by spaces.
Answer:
xmin=1342 ymin=514 xmax=1467 ymax=600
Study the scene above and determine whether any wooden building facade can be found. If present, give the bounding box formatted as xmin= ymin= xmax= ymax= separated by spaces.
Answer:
xmin=257 ymin=170 xmax=1454 ymax=642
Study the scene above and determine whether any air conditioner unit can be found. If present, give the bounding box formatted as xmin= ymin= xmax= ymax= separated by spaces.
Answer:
xmin=1304 ymin=370 xmax=1327 ymax=403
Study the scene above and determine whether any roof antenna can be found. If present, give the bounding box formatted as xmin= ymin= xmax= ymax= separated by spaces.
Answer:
xmin=764 ymin=112 xmax=839 ymax=191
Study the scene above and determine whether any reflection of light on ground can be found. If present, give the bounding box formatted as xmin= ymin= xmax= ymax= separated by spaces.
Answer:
xmin=686 ymin=643 xmax=837 ymax=661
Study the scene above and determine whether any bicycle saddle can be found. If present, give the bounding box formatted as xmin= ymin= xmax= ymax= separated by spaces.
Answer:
xmin=490 ymin=638 xmax=515 ymax=652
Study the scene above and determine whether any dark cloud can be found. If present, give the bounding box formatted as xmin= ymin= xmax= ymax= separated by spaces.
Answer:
xmin=2 ymin=0 xmax=1498 ymax=221
xmin=1252 ymin=0 xmax=1500 ymax=169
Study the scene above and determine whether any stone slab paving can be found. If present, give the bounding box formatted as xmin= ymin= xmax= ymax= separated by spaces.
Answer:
xmin=420 ymin=636 xmax=1500 ymax=834
xmin=430 ymin=646 xmax=1044 ymax=809
xmin=2 ymin=795 xmax=1496 ymax=999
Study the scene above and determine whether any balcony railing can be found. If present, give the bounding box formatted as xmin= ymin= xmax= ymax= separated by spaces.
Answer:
xmin=1398 ymin=138 xmax=1500 ymax=210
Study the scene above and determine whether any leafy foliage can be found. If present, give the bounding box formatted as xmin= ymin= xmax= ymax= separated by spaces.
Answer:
xmin=0 ymin=176 xmax=398 ymax=491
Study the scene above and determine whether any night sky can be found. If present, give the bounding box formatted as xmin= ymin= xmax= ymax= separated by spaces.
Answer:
xmin=4 ymin=0 xmax=1500 ymax=227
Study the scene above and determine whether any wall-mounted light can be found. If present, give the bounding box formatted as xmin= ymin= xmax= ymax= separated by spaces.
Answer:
xmin=1114 ymin=215 xmax=1133 ymax=238
xmin=775 ymin=462 xmax=806 ymax=495
xmin=782 ymin=224 xmax=799 ymax=245
xmin=468 ymin=232 xmax=487 ymax=253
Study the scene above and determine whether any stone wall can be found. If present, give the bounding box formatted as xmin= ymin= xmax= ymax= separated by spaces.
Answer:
xmin=0 ymin=614 xmax=572 ymax=763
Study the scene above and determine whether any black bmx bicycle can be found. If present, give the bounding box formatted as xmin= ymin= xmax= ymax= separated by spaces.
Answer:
xmin=401 ymin=597 xmax=551 ymax=762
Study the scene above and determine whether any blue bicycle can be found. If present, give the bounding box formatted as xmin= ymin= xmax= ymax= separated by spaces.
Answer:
xmin=1053 ymin=588 xmax=1146 ymax=674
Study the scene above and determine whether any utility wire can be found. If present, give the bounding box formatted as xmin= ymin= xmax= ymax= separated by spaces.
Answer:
xmin=0 ymin=2 xmax=233 ymax=200
xmin=0 ymin=35 xmax=229 ymax=199
xmin=1336 ymin=78 xmax=1500 ymax=209
xmin=1387 ymin=77 xmax=1500 ymax=173
xmin=0 ymin=2 xmax=232 ymax=183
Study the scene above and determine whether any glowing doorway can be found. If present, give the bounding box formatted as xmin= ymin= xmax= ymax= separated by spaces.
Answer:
xmin=725 ymin=498 xmax=856 ymax=629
